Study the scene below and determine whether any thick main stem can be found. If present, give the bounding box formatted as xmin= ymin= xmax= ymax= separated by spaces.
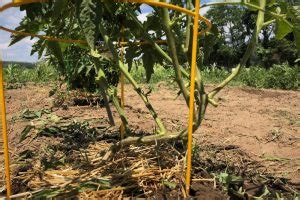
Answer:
xmin=99 ymin=87 xmax=115 ymax=126
xmin=98 ymin=21 xmax=166 ymax=135
xmin=160 ymin=3 xmax=190 ymax=106
xmin=109 ymin=88 xmax=129 ymax=132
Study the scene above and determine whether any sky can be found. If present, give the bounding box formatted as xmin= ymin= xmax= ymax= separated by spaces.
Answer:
xmin=0 ymin=0 xmax=215 ymax=62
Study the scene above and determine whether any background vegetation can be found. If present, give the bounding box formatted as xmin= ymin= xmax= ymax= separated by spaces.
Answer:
xmin=4 ymin=62 xmax=299 ymax=90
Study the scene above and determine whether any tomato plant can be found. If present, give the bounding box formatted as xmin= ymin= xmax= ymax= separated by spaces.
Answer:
xmin=8 ymin=0 xmax=299 ymax=143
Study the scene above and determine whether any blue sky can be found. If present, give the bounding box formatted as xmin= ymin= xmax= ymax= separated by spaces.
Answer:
xmin=0 ymin=0 xmax=216 ymax=62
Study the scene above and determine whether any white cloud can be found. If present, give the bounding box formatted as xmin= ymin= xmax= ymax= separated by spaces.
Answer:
xmin=137 ymin=13 xmax=148 ymax=23
xmin=0 ymin=5 xmax=38 ymax=62
xmin=200 ymin=7 xmax=210 ymax=16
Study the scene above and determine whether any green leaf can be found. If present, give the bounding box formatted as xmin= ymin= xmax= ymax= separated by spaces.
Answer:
xmin=76 ymin=0 xmax=101 ymax=50
xmin=142 ymin=53 xmax=155 ymax=82
xmin=275 ymin=19 xmax=293 ymax=40
xmin=125 ymin=44 xmax=139 ymax=71
xmin=248 ymin=0 xmax=259 ymax=6
xmin=9 ymin=18 xmax=40 ymax=46
xmin=77 ymin=65 xmax=86 ymax=74
xmin=46 ymin=41 xmax=65 ymax=68
xmin=293 ymin=28 xmax=300 ymax=57
xmin=53 ymin=0 xmax=69 ymax=21
xmin=162 ymin=181 xmax=177 ymax=189
xmin=20 ymin=125 xmax=34 ymax=142
xmin=95 ymin=68 xmax=107 ymax=84
xmin=35 ymin=111 xmax=43 ymax=118
xmin=21 ymin=109 xmax=37 ymax=119
xmin=50 ymin=114 xmax=61 ymax=123
xmin=90 ymin=49 xmax=101 ymax=58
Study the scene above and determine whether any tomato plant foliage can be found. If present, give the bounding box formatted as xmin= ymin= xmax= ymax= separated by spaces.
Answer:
xmin=8 ymin=0 xmax=300 ymax=136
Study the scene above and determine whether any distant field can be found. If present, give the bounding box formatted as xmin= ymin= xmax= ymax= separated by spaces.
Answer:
xmin=2 ymin=61 xmax=36 ymax=68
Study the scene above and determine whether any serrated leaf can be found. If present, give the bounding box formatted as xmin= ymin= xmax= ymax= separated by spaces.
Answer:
xmin=142 ymin=53 xmax=155 ymax=82
xmin=46 ymin=41 xmax=65 ymax=68
xmin=9 ymin=19 xmax=40 ymax=46
xmin=76 ymin=0 xmax=101 ymax=50
xmin=125 ymin=44 xmax=139 ymax=71
xmin=53 ymin=0 xmax=69 ymax=21
xmin=275 ymin=19 xmax=293 ymax=39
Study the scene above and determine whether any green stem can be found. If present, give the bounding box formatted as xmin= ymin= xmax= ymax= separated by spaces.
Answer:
xmin=126 ymin=7 xmax=190 ymax=78
xmin=208 ymin=0 xmax=266 ymax=99
xmin=98 ymin=21 xmax=166 ymax=135
xmin=263 ymin=19 xmax=276 ymax=27
xmin=184 ymin=0 xmax=192 ymax=53
xmin=109 ymin=88 xmax=129 ymax=134
xmin=99 ymin=87 xmax=115 ymax=126
xmin=201 ymin=1 xmax=292 ymax=29
xmin=160 ymin=6 xmax=190 ymax=106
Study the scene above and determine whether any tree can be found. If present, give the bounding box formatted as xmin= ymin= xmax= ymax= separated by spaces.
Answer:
xmin=204 ymin=6 xmax=255 ymax=67
xmin=203 ymin=2 xmax=299 ymax=68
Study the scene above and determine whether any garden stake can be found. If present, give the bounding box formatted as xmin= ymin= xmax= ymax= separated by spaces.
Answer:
xmin=0 ymin=54 xmax=12 ymax=199
xmin=186 ymin=0 xmax=201 ymax=195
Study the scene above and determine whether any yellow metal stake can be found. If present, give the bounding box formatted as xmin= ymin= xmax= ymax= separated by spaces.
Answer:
xmin=186 ymin=0 xmax=201 ymax=195
xmin=120 ymin=25 xmax=125 ymax=139
xmin=0 ymin=55 xmax=12 ymax=199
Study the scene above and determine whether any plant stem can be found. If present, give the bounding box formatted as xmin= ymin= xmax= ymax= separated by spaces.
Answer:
xmin=160 ymin=3 xmax=190 ymax=106
xmin=126 ymin=7 xmax=190 ymax=78
xmin=201 ymin=1 xmax=292 ymax=28
xmin=99 ymin=88 xmax=115 ymax=126
xmin=208 ymin=0 xmax=266 ymax=99
xmin=98 ymin=21 xmax=166 ymax=135
xmin=109 ymin=88 xmax=129 ymax=133
xmin=184 ymin=0 xmax=192 ymax=53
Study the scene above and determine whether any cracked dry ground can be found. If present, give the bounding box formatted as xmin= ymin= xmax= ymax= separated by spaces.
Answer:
xmin=1 ymin=83 xmax=299 ymax=188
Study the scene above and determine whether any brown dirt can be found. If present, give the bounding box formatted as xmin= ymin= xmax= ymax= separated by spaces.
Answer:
xmin=0 ymin=83 xmax=299 ymax=198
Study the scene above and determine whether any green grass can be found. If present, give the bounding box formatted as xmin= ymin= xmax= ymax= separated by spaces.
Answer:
xmin=237 ymin=64 xmax=299 ymax=90
xmin=4 ymin=62 xmax=58 ymax=86
xmin=131 ymin=63 xmax=299 ymax=90
xmin=130 ymin=65 xmax=174 ymax=85
xmin=3 ymin=62 xmax=299 ymax=90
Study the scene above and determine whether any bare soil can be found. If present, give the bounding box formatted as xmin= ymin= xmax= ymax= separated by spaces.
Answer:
xmin=0 ymin=83 xmax=299 ymax=198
